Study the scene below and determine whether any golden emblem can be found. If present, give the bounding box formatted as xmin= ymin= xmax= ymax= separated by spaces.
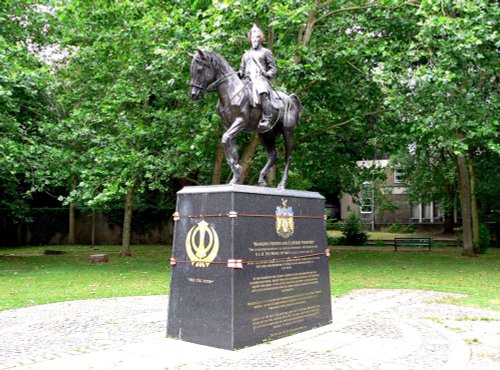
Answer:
xmin=185 ymin=220 xmax=219 ymax=267
xmin=275 ymin=199 xmax=294 ymax=238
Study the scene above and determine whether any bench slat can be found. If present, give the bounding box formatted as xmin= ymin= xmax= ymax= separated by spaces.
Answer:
xmin=394 ymin=238 xmax=432 ymax=251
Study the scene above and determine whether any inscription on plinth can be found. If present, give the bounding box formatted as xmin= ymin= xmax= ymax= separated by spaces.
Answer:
xmin=167 ymin=185 xmax=332 ymax=350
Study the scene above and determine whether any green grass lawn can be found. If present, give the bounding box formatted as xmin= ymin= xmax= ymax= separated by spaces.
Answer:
xmin=1 ymin=245 xmax=499 ymax=312
xmin=330 ymin=250 xmax=500 ymax=310
xmin=0 ymin=245 xmax=171 ymax=311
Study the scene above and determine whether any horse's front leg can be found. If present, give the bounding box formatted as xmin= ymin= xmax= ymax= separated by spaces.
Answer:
xmin=258 ymin=133 xmax=278 ymax=187
xmin=221 ymin=117 xmax=245 ymax=185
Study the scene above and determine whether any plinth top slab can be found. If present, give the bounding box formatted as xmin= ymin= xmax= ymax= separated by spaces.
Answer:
xmin=178 ymin=184 xmax=324 ymax=200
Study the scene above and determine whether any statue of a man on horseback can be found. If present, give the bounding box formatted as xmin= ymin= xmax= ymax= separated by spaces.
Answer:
xmin=238 ymin=24 xmax=277 ymax=131
xmin=188 ymin=24 xmax=302 ymax=190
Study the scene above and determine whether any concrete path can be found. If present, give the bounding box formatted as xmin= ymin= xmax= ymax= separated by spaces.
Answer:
xmin=0 ymin=289 xmax=498 ymax=370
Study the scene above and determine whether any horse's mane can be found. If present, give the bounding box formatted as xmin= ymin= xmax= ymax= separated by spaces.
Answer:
xmin=202 ymin=50 xmax=234 ymax=74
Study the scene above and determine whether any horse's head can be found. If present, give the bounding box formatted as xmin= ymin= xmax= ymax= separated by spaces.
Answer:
xmin=188 ymin=49 xmax=216 ymax=100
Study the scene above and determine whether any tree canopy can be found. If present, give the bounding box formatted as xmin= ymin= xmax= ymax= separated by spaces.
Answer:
xmin=1 ymin=0 xmax=498 ymax=255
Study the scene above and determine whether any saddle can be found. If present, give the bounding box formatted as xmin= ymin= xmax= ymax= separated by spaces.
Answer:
xmin=243 ymin=80 xmax=284 ymax=111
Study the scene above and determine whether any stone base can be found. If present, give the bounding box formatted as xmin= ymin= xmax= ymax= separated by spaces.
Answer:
xmin=167 ymin=185 xmax=332 ymax=350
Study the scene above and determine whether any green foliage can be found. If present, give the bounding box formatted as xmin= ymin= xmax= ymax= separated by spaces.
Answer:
xmin=0 ymin=1 xmax=69 ymax=223
xmin=327 ymin=236 xmax=342 ymax=246
xmin=1 ymin=0 xmax=498 ymax=250
xmin=390 ymin=149 xmax=457 ymax=215
xmin=339 ymin=212 xmax=368 ymax=246
xmin=475 ymin=152 xmax=500 ymax=221
xmin=326 ymin=218 xmax=339 ymax=231
xmin=385 ymin=223 xmax=414 ymax=234
xmin=478 ymin=223 xmax=490 ymax=254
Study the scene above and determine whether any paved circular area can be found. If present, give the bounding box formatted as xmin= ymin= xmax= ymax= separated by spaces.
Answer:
xmin=0 ymin=289 xmax=498 ymax=369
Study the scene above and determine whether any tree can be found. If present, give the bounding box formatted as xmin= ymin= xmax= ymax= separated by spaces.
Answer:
xmin=0 ymin=0 xmax=58 ymax=224
xmin=391 ymin=147 xmax=458 ymax=233
xmin=4 ymin=1 xmax=497 ymax=255
xmin=371 ymin=0 xmax=498 ymax=256
xmin=51 ymin=1 xmax=229 ymax=253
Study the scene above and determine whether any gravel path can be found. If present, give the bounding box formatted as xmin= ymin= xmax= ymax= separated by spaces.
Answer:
xmin=0 ymin=289 xmax=498 ymax=369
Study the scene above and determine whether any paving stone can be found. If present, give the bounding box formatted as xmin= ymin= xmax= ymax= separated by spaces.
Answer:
xmin=0 ymin=290 xmax=498 ymax=369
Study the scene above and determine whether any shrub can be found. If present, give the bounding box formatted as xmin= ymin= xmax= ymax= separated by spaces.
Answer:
xmin=327 ymin=236 xmax=343 ymax=246
xmin=385 ymin=222 xmax=414 ymax=233
xmin=478 ymin=223 xmax=491 ymax=254
xmin=326 ymin=218 xmax=340 ymax=231
xmin=339 ymin=212 xmax=368 ymax=246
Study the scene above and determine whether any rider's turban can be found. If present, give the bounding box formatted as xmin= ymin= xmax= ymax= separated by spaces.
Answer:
xmin=247 ymin=23 xmax=264 ymax=43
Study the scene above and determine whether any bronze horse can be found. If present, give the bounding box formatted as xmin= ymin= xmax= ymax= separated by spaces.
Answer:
xmin=189 ymin=49 xmax=302 ymax=190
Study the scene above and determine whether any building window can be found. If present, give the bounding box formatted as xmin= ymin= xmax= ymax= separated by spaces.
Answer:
xmin=360 ymin=184 xmax=373 ymax=213
xmin=411 ymin=204 xmax=420 ymax=220
xmin=394 ymin=169 xmax=403 ymax=184
xmin=411 ymin=202 xmax=441 ymax=223
xmin=360 ymin=197 xmax=372 ymax=213
xmin=422 ymin=203 xmax=431 ymax=220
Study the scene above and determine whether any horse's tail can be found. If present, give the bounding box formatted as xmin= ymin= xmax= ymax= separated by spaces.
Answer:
xmin=290 ymin=93 xmax=302 ymax=118
xmin=282 ymin=93 xmax=302 ymax=128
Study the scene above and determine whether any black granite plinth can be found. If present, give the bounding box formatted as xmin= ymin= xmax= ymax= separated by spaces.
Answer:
xmin=167 ymin=185 xmax=332 ymax=350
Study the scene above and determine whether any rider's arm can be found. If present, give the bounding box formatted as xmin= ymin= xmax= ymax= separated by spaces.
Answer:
xmin=238 ymin=53 xmax=247 ymax=78
xmin=263 ymin=49 xmax=277 ymax=79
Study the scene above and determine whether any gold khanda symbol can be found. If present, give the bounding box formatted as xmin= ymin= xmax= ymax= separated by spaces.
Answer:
xmin=185 ymin=220 xmax=219 ymax=267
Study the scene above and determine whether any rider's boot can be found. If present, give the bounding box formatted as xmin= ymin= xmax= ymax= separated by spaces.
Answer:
xmin=257 ymin=93 xmax=272 ymax=131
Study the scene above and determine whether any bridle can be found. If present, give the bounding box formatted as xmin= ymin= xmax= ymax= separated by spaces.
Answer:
xmin=188 ymin=57 xmax=246 ymax=115
xmin=188 ymin=68 xmax=238 ymax=93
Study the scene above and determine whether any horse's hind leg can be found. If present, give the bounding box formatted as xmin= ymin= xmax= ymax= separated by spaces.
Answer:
xmin=258 ymin=133 xmax=278 ymax=187
xmin=277 ymin=128 xmax=294 ymax=190
xmin=223 ymin=137 xmax=242 ymax=184
xmin=222 ymin=118 xmax=245 ymax=184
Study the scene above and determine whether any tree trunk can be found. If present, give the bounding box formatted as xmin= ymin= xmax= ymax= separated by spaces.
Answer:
xmin=121 ymin=186 xmax=134 ymax=257
xmin=468 ymin=154 xmax=480 ymax=253
xmin=91 ymin=209 xmax=96 ymax=247
xmin=294 ymin=2 xmax=318 ymax=63
xmin=267 ymin=25 xmax=274 ymax=51
xmin=67 ymin=177 xmax=77 ymax=244
xmin=68 ymin=204 xmax=76 ymax=244
xmin=238 ymin=134 xmax=260 ymax=184
xmin=456 ymin=154 xmax=474 ymax=256
xmin=212 ymin=143 xmax=225 ymax=185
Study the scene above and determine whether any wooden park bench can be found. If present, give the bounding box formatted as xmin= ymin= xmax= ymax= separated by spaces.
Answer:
xmin=394 ymin=238 xmax=432 ymax=252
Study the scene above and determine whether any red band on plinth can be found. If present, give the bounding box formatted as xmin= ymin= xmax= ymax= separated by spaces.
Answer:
xmin=173 ymin=212 xmax=324 ymax=220
xmin=227 ymin=259 xmax=243 ymax=269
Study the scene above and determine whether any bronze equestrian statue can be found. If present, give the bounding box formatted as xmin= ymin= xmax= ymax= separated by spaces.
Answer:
xmin=188 ymin=25 xmax=302 ymax=190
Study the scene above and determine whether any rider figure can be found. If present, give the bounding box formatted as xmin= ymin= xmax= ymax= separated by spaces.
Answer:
xmin=238 ymin=24 xmax=277 ymax=131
